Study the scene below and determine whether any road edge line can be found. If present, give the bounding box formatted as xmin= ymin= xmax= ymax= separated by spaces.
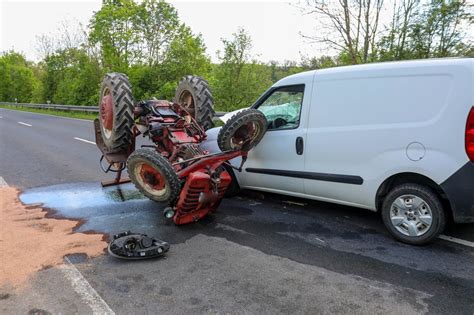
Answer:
xmin=60 ymin=256 xmax=115 ymax=315
xmin=0 ymin=176 xmax=114 ymax=314
xmin=439 ymin=234 xmax=474 ymax=248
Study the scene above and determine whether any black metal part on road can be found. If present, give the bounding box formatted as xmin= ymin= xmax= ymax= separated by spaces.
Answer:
xmin=108 ymin=231 xmax=170 ymax=260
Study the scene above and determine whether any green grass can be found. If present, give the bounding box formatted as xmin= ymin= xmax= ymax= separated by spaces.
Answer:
xmin=0 ymin=104 xmax=97 ymax=120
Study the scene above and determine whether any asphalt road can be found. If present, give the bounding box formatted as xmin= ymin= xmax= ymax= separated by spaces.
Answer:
xmin=1 ymin=108 xmax=474 ymax=314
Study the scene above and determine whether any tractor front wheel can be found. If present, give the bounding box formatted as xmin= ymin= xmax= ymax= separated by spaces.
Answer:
xmin=218 ymin=109 xmax=267 ymax=152
xmin=127 ymin=149 xmax=180 ymax=204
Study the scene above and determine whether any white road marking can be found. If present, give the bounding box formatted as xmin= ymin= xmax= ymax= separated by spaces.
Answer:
xmin=439 ymin=235 xmax=474 ymax=248
xmin=60 ymin=257 xmax=115 ymax=315
xmin=18 ymin=121 xmax=32 ymax=127
xmin=0 ymin=116 xmax=3 ymax=118
xmin=74 ymin=137 xmax=96 ymax=145
xmin=0 ymin=177 xmax=114 ymax=314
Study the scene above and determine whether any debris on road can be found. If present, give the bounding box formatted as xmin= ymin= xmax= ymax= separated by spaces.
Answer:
xmin=283 ymin=200 xmax=307 ymax=207
xmin=108 ymin=231 xmax=170 ymax=260
xmin=0 ymin=187 xmax=106 ymax=289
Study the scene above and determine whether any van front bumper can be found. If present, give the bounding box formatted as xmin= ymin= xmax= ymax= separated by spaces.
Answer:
xmin=441 ymin=162 xmax=474 ymax=223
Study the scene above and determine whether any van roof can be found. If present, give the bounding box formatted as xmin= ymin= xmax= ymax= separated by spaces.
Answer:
xmin=274 ymin=57 xmax=473 ymax=87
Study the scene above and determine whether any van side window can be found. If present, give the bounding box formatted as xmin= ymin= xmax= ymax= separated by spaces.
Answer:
xmin=256 ymin=85 xmax=304 ymax=130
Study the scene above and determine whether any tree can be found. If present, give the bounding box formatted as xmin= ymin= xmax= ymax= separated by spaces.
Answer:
xmin=302 ymin=0 xmax=384 ymax=64
xmin=212 ymin=28 xmax=272 ymax=111
xmin=135 ymin=0 xmax=181 ymax=66
xmin=39 ymin=48 xmax=102 ymax=105
xmin=89 ymin=0 xmax=141 ymax=71
xmin=88 ymin=0 xmax=185 ymax=71
xmin=377 ymin=0 xmax=473 ymax=60
xmin=0 ymin=52 xmax=39 ymax=103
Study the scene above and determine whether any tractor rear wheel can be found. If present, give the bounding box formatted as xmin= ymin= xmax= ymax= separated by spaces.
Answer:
xmin=127 ymin=149 xmax=180 ymax=204
xmin=98 ymin=72 xmax=134 ymax=153
xmin=174 ymin=75 xmax=214 ymax=130
xmin=218 ymin=109 xmax=267 ymax=152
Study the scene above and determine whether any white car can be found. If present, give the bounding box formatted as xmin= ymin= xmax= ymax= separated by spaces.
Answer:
xmin=202 ymin=58 xmax=474 ymax=245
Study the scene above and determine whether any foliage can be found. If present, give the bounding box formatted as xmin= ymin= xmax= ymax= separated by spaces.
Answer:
xmin=40 ymin=48 xmax=103 ymax=105
xmin=0 ymin=52 xmax=39 ymax=103
xmin=1 ymin=0 xmax=472 ymax=111
xmin=377 ymin=0 xmax=473 ymax=60
xmin=212 ymin=28 xmax=273 ymax=111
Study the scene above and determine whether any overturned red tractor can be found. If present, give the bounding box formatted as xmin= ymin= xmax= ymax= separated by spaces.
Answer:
xmin=94 ymin=73 xmax=267 ymax=225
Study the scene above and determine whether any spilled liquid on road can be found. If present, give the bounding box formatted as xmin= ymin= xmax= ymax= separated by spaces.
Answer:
xmin=20 ymin=182 xmax=168 ymax=236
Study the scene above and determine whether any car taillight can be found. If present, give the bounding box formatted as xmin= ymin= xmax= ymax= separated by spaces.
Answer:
xmin=466 ymin=107 xmax=474 ymax=162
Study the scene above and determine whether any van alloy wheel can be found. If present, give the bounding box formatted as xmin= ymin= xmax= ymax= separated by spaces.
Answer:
xmin=381 ymin=183 xmax=445 ymax=245
xmin=389 ymin=194 xmax=433 ymax=237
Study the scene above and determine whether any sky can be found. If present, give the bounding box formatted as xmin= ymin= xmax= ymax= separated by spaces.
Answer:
xmin=0 ymin=0 xmax=326 ymax=63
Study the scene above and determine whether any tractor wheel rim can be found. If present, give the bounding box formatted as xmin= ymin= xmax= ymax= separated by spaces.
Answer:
xmin=389 ymin=194 xmax=433 ymax=237
xmin=136 ymin=162 xmax=167 ymax=197
xmin=179 ymin=90 xmax=195 ymax=116
xmin=230 ymin=121 xmax=259 ymax=150
xmin=100 ymin=88 xmax=113 ymax=139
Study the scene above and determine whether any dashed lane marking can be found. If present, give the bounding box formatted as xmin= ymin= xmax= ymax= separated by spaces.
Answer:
xmin=74 ymin=137 xmax=96 ymax=145
xmin=439 ymin=234 xmax=474 ymax=248
xmin=60 ymin=257 xmax=115 ymax=315
xmin=17 ymin=121 xmax=32 ymax=127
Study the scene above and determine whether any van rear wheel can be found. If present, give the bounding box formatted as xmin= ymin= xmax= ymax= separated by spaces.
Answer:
xmin=381 ymin=183 xmax=445 ymax=245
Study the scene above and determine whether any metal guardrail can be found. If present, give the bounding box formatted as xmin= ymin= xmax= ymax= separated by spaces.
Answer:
xmin=0 ymin=102 xmax=226 ymax=117
xmin=0 ymin=102 xmax=99 ymax=113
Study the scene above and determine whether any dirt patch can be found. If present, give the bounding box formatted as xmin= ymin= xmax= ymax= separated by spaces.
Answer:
xmin=0 ymin=187 xmax=106 ymax=289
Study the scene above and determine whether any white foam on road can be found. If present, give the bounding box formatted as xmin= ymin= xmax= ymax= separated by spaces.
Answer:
xmin=74 ymin=137 xmax=96 ymax=145
xmin=17 ymin=121 xmax=32 ymax=127
xmin=439 ymin=234 xmax=474 ymax=248
xmin=60 ymin=257 xmax=115 ymax=315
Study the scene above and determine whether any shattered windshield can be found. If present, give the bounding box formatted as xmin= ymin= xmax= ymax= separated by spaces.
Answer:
xmin=257 ymin=86 xmax=304 ymax=130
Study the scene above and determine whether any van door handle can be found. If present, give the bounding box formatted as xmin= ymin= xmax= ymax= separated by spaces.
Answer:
xmin=296 ymin=137 xmax=304 ymax=155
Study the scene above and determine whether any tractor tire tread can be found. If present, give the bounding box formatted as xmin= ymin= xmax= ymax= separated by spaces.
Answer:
xmin=127 ymin=149 xmax=180 ymax=204
xmin=99 ymin=72 xmax=135 ymax=152
xmin=174 ymin=75 xmax=215 ymax=130
xmin=217 ymin=109 xmax=267 ymax=152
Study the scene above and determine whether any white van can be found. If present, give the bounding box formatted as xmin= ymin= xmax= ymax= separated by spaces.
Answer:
xmin=203 ymin=58 xmax=474 ymax=245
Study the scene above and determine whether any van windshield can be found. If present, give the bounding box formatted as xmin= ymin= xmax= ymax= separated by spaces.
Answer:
xmin=257 ymin=85 xmax=304 ymax=130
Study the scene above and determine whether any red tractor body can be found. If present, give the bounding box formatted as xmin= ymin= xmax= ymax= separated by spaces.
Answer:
xmin=95 ymin=74 xmax=266 ymax=226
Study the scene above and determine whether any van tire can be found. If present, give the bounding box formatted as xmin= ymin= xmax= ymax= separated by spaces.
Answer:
xmin=381 ymin=183 xmax=445 ymax=245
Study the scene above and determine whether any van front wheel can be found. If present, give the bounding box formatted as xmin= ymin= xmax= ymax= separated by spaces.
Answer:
xmin=381 ymin=184 xmax=445 ymax=245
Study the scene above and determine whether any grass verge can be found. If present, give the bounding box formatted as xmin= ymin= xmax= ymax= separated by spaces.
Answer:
xmin=0 ymin=104 xmax=97 ymax=120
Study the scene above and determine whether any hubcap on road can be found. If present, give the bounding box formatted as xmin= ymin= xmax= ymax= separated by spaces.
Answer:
xmin=390 ymin=194 xmax=433 ymax=237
